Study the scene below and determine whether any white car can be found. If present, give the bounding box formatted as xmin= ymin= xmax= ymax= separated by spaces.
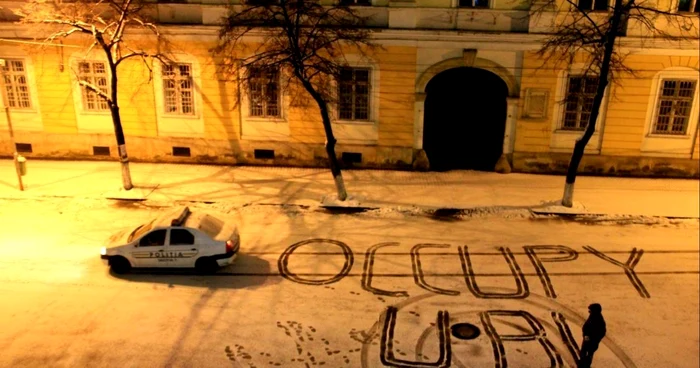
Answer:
xmin=100 ymin=206 xmax=240 ymax=274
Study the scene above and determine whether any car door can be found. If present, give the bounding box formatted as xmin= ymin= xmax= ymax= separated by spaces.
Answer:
xmin=131 ymin=229 xmax=168 ymax=267
xmin=166 ymin=228 xmax=200 ymax=268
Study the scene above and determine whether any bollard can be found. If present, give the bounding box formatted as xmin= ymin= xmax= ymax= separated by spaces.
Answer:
xmin=17 ymin=155 xmax=27 ymax=176
xmin=12 ymin=152 xmax=24 ymax=191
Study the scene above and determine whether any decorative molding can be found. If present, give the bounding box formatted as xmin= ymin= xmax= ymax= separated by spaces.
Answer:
xmin=462 ymin=49 xmax=477 ymax=67
xmin=416 ymin=56 xmax=519 ymax=97
xmin=523 ymin=88 xmax=549 ymax=119
xmin=640 ymin=66 xmax=700 ymax=158
xmin=152 ymin=53 xmax=205 ymax=138
xmin=0 ymin=50 xmax=43 ymax=132
xmin=549 ymin=64 xmax=608 ymax=153
xmin=67 ymin=51 xmax=113 ymax=134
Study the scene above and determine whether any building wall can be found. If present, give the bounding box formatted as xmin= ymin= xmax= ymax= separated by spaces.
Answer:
xmin=513 ymin=50 xmax=699 ymax=176
xmin=0 ymin=0 xmax=698 ymax=177
xmin=1 ymin=36 xmax=419 ymax=167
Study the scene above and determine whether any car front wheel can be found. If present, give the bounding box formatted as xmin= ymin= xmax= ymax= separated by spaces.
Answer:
xmin=110 ymin=256 xmax=132 ymax=274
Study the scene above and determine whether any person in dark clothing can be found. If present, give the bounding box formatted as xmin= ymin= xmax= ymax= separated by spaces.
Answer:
xmin=578 ymin=303 xmax=606 ymax=368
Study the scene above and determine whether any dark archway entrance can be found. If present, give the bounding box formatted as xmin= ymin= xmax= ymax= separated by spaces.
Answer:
xmin=423 ymin=67 xmax=508 ymax=171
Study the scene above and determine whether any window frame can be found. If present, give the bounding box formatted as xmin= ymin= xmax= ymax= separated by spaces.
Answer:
xmin=576 ymin=0 xmax=610 ymax=11
xmin=152 ymin=54 xmax=204 ymax=138
xmin=640 ymin=67 xmax=699 ymax=158
xmin=245 ymin=0 xmax=281 ymax=4
xmin=560 ymin=75 xmax=599 ymax=132
xmin=162 ymin=63 xmax=196 ymax=116
xmin=339 ymin=0 xmax=372 ymax=5
xmin=676 ymin=0 xmax=700 ymax=12
xmin=549 ymin=65 xmax=609 ymax=153
xmin=247 ymin=66 xmax=282 ymax=119
xmin=650 ymin=79 xmax=697 ymax=136
xmin=337 ymin=66 xmax=372 ymax=122
xmin=328 ymin=56 xmax=379 ymax=144
xmin=77 ymin=60 xmax=110 ymax=112
xmin=457 ymin=0 xmax=490 ymax=8
xmin=0 ymin=55 xmax=43 ymax=131
xmin=70 ymin=54 xmax=113 ymax=133
xmin=239 ymin=63 xmax=289 ymax=141
xmin=1 ymin=58 xmax=32 ymax=110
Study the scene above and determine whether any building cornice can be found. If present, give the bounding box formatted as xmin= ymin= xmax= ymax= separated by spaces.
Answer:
xmin=0 ymin=23 xmax=697 ymax=54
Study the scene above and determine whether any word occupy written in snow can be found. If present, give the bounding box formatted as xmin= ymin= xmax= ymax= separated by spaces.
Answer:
xmin=378 ymin=306 xmax=587 ymax=368
xmin=277 ymin=239 xmax=650 ymax=299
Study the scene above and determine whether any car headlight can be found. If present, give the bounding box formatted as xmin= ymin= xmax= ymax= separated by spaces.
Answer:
xmin=100 ymin=247 xmax=107 ymax=256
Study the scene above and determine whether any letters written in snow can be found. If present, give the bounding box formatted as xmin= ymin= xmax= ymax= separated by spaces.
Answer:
xmin=277 ymin=239 xmax=651 ymax=299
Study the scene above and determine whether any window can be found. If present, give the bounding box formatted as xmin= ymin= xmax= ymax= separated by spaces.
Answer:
xmin=78 ymin=61 xmax=109 ymax=112
xmin=246 ymin=0 xmax=280 ymax=4
xmin=170 ymin=229 xmax=195 ymax=245
xmin=129 ymin=220 xmax=155 ymax=242
xmin=340 ymin=0 xmax=371 ymax=5
xmin=139 ymin=229 xmax=167 ymax=247
xmin=1 ymin=59 xmax=31 ymax=109
xmin=162 ymin=63 xmax=195 ymax=115
xmin=577 ymin=0 xmax=609 ymax=11
xmin=338 ymin=67 xmax=370 ymax=121
xmin=459 ymin=0 xmax=489 ymax=7
xmin=652 ymin=79 xmax=697 ymax=135
xmin=562 ymin=76 xmax=598 ymax=131
xmin=677 ymin=0 xmax=700 ymax=12
xmin=248 ymin=67 xmax=280 ymax=118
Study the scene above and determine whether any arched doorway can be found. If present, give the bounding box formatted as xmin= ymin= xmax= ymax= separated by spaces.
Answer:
xmin=422 ymin=67 xmax=508 ymax=171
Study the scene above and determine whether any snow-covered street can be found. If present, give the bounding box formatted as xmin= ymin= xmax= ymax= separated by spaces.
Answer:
xmin=0 ymin=197 xmax=697 ymax=368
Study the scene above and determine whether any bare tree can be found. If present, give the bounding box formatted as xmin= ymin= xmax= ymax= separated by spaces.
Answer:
xmin=14 ymin=0 xmax=168 ymax=191
xmin=214 ymin=0 xmax=376 ymax=201
xmin=531 ymin=0 xmax=698 ymax=207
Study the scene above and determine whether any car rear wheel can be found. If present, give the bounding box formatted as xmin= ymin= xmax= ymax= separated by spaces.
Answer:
xmin=110 ymin=256 xmax=131 ymax=274
xmin=195 ymin=257 xmax=218 ymax=275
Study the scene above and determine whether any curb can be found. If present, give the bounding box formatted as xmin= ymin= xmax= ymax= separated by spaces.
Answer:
xmin=0 ymin=194 xmax=697 ymax=221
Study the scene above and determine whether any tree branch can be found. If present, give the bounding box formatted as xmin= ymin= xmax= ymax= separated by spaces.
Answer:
xmin=78 ymin=80 xmax=111 ymax=103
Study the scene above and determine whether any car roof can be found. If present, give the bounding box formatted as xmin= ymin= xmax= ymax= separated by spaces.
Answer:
xmin=151 ymin=206 xmax=234 ymax=240
xmin=152 ymin=206 xmax=197 ymax=228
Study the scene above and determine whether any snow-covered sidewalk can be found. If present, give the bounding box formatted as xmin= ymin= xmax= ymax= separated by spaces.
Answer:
xmin=0 ymin=158 xmax=697 ymax=218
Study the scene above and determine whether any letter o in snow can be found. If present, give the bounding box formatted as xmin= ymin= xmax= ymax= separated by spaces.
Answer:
xmin=278 ymin=238 xmax=354 ymax=285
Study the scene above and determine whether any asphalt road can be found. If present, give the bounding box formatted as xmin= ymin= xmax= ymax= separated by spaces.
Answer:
xmin=0 ymin=198 xmax=697 ymax=368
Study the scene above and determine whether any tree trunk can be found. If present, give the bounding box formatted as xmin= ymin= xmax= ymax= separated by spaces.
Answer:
xmin=561 ymin=0 xmax=624 ymax=207
xmin=298 ymin=77 xmax=347 ymax=201
xmin=110 ymin=104 xmax=133 ymax=190
xmin=319 ymin=102 xmax=348 ymax=201
xmin=108 ymin=68 xmax=133 ymax=191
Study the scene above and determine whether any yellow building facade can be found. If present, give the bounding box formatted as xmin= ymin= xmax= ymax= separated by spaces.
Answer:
xmin=0 ymin=0 xmax=698 ymax=177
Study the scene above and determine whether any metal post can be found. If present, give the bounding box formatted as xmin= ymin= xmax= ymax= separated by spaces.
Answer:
xmin=13 ymin=152 xmax=24 ymax=191
xmin=0 ymin=58 xmax=23 ymax=191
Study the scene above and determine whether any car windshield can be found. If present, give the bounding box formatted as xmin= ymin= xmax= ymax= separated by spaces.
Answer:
xmin=197 ymin=214 xmax=224 ymax=239
xmin=128 ymin=219 xmax=155 ymax=242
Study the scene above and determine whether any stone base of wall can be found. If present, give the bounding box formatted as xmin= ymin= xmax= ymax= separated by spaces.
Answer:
xmin=4 ymin=132 xmax=696 ymax=177
xmin=0 ymin=131 xmax=414 ymax=170
xmin=512 ymin=152 xmax=700 ymax=178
